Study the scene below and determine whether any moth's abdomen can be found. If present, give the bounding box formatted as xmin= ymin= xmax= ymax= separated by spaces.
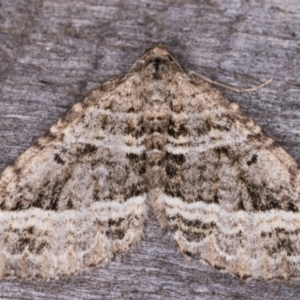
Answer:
xmin=143 ymin=108 xmax=170 ymax=190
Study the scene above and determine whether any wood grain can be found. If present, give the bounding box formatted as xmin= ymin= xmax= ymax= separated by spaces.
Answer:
xmin=0 ymin=0 xmax=300 ymax=298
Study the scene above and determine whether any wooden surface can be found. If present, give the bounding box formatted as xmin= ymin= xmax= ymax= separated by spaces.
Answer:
xmin=1 ymin=0 xmax=300 ymax=299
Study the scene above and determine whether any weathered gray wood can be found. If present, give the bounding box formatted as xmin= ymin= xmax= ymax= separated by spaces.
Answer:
xmin=0 ymin=0 xmax=300 ymax=299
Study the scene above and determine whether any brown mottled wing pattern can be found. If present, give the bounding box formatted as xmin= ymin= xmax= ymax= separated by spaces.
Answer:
xmin=1 ymin=45 xmax=300 ymax=281
xmin=0 ymin=74 xmax=147 ymax=279
xmin=161 ymin=72 xmax=300 ymax=280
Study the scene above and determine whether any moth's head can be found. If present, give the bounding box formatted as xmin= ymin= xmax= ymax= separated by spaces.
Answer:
xmin=130 ymin=44 xmax=183 ymax=79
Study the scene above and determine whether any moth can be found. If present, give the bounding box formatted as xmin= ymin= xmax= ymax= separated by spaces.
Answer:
xmin=0 ymin=45 xmax=299 ymax=280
